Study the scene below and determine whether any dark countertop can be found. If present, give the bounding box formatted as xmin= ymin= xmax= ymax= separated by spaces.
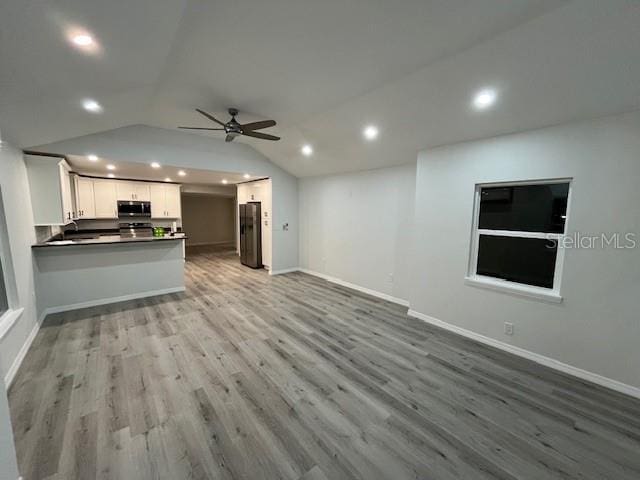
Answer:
xmin=33 ymin=233 xmax=187 ymax=248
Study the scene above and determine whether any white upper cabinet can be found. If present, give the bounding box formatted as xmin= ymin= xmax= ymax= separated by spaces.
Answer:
xmin=149 ymin=184 xmax=166 ymax=218
xmin=25 ymin=154 xmax=75 ymax=226
xmin=26 ymin=160 xmax=182 ymax=225
xmin=93 ymin=179 xmax=118 ymax=218
xmin=74 ymin=176 xmax=96 ymax=219
xmin=165 ymin=185 xmax=181 ymax=218
xmin=116 ymin=181 xmax=150 ymax=201
xmin=150 ymin=184 xmax=181 ymax=218
xmin=133 ymin=183 xmax=150 ymax=201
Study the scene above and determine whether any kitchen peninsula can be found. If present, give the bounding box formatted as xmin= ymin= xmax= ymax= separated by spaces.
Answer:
xmin=32 ymin=233 xmax=186 ymax=316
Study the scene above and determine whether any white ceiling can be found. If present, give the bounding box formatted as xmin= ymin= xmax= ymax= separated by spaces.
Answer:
xmin=2 ymin=0 xmax=640 ymax=177
xmin=67 ymin=154 xmax=251 ymax=185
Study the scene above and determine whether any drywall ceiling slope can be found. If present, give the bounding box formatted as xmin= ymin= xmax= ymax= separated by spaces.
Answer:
xmin=33 ymin=124 xmax=290 ymax=179
xmin=0 ymin=0 xmax=188 ymax=147
xmin=2 ymin=1 xmax=640 ymax=177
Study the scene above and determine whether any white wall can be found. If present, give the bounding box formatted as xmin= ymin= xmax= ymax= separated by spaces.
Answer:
xmin=0 ymin=359 xmax=19 ymax=480
xmin=410 ymin=110 xmax=640 ymax=390
xmin=0 ymin=141 xmax=39 ymax=386
xmin=182 ymin=194 xmax=235 ymax=247
xmin=299 ymin=164 xmax=415 ymax=302
xmin=37 ymin=125 xmax=298 ymax=272
xmin=0 ymin=141 xmax=35 ymax=478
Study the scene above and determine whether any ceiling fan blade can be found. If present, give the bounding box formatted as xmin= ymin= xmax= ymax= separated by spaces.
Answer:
xmin=178 ymin=126 xmax=225 ymax=131
xmin=241 ymin=130 xmax=281 ymax=141
xmin=240 ymin=120 xmax=276 ymax=131
xmin=225 ymin=134 xmax=235 ymax=142
xmin=195 ymin=108 xmax=227 ymax=127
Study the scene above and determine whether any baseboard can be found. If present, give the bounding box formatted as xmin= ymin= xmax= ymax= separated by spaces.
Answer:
xmin=43 ymin=287 xmax=186 ymax=316
xmin=408 ymin=309 xmax=640 ymax=400
xmin=269 ymin=267 xmax=299 ymax=276
xmin=4 ymin=317 xmax=41 ymax=388
xmin=298 ymin=268 xmax=410 ymax=307
xmin=186 ymin=241 xmax=234 ymax=247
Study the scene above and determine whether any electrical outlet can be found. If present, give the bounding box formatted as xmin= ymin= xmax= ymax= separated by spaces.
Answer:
xmin=504 ymin=322 xmax=514 ymax=336
xmin=388 ymin=273 xmax=394 ymax=283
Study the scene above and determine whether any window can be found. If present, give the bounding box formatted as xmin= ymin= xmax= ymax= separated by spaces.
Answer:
xmin=467 ymin=180 xmax=571 ymax=302
xmin=0 ymin=188 xmax=17 ymax=323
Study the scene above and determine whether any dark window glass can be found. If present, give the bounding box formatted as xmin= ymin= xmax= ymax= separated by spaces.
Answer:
xmin=0 ymin=260 xmax=8 ymax=316
xmin=479 ymin=183 xmax=569 ymax=233
xmin=476 ymin=235 xmax=558 ymax=288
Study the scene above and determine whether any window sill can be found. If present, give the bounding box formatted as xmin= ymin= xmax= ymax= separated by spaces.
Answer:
xmin=464 ymin=276 xmax=563 ymax=304
xmin=0 ymin=308 xmax=25 ymax=341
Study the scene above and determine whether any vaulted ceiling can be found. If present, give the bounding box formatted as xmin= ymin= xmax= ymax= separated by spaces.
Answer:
xmin=1 ymin=0 xmax=639 ymax=177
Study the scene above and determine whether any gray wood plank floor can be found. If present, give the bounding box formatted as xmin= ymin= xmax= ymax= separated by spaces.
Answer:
xmin=8 ymin=246 xmax=640 ymax=479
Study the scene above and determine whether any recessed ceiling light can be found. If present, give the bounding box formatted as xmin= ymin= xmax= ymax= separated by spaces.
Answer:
xmin=222 ymin=179 xmax=228 ymax=184
xmin=82 ymin=99 xmax=102 ymax=113
xmin=150 ymin=162 xmax=161 ymax=169
xmin=107 ymin=173 xmax=115 ymax=178
xmin=87 ymin=154 xmax=98 ymax=162
xmin=71 ymin=34 xmax=94 ymax=47
xmin=472 ymin=88 xmax=498 ymax=110
xmin=301 ymin=144 xmax=313 ymax=156
xmin=178 ymin=170 xmax=186 ymax=177
xmin=363 ymin=125 xmax=379 ymax=140
xmin=164 ymin=177 xmax=172 ymax=182
xmin=243 ymin=173 xmax=250 ymax=179
xmin=106 ymin=164 xmax=115 ymax=170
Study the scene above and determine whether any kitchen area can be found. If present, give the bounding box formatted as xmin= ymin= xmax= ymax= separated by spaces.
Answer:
xmin=25 ymin=152 xmax=188 ymax=316
xmin=23 ymin=151 xmax=274 ymax=317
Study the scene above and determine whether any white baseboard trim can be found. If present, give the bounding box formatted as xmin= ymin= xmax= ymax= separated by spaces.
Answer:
xmin=43 ymin=287 xmax=186 ymax=316
xmin=269 ymin=267 xmax=299 ymax=276
xmin=186 ymin=241 xmax=234 ymax=247
xmin=298 ymin=268 xmax=410 ymax=307
xmin=4 ymin=317 xmax=41 ymax=388
xmin=408 ymin=309 xmax=640 ymax=400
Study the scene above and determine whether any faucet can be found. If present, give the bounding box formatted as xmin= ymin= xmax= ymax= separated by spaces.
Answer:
xmin=61 ymin=221 xmax=78 ymax=240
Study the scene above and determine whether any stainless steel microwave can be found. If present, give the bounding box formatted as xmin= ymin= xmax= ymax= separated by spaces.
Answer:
xmin=117 ymin=200 xmax=151 ymax=218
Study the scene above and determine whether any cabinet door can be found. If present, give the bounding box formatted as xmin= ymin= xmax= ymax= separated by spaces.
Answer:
xmin=94 ymin=180 xmax=118 ymax=218
xmin=75 ymin=177 xmax=96 ymax=218
xmin=149 ymin=184 xmax=166 ymax=218
xmin=116 ymin=182 xmax=135 ymax=201
xmin=165 ymin=185 xmax=181 ymax=218
xmin=133 ymin=183 xmax=150 ymax=201
xmin=59 ymin=162 xmax=74 ymax=223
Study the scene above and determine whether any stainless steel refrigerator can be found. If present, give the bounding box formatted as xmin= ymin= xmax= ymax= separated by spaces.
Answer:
xmin=239 ymin=202 xmax=262 ymax=268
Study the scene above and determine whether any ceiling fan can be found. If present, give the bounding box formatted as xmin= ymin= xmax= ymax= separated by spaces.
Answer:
xmin=179 ymin=108 xmax=280 ymax=142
